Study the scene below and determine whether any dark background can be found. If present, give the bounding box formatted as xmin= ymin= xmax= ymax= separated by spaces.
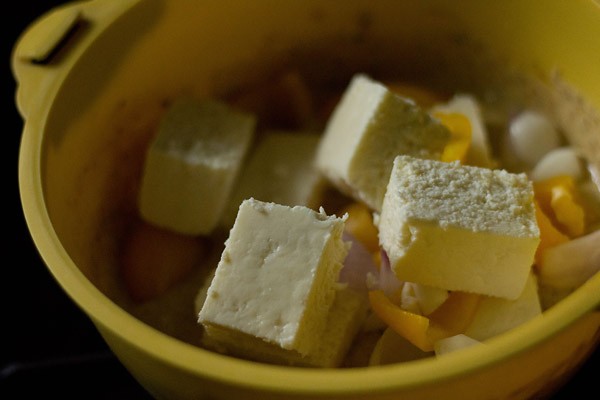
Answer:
xmin=4 ymin=1 xmax=152 ymax=398
xmin=4 ymin=1 xmax=599 ymax=399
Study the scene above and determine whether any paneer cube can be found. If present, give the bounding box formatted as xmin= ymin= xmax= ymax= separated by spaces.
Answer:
xmin=138 ymin=98 xmax=255 ymax=235
xmin=378 ymin=155 xmax=540 ymax=299
xmin=316 ymin=74 xmax=450 ymax=211
xmin=198 ymin=199 xmax=364 ymax=366
xmin=221 ymin=131 xmax=325 ymax=228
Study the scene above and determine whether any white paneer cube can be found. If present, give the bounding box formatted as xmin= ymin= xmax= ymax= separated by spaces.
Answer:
xmin=138 ymin=98 xmax=255 ymax=235
xmin=316 ymin=74 xmax=450 ymax=211
xmin=201 ymin=286 xmax=368 ymax=367
xmin=198 ymin=199 xmax=349 ymax=360
xmin=221 ymin=131 xmax=325 ymax=228
xmin=379 ymin=155 xmax=540 ymax=300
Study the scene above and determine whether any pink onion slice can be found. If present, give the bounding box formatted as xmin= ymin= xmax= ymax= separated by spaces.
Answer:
xmin=339 ymin=231 xmax=378 ymax=293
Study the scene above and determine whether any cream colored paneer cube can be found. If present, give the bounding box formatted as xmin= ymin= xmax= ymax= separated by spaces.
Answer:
xmin=313 ymin=288 xmax=369 ymax=367
xmin=138 ymin=98 xmax=256 ymax=235
xmin=379 ymin=155 xmax=540 ymax=300
xmin=316 ymin=74 xmax=450 ymax=211
xmin=202 ymin=287 xmax=368 ymax=367
xmin=198 ymin=199 xmax=350 ymax=362
xmin=464 ymin=273 xmax=542 ymax=341
xmin=430 ymin=94 xmax=495 ymax=168
xmin=221 ymin=131 xmax=325 ymax=228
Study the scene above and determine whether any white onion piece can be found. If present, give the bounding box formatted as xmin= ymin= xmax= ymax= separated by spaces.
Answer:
xmin=413 ymin=283 xmax=449 ymax=315
xmin=434 ymin=334 xmax=481 ymax=356
xmin=530 ymin=146 xmax=583 ymax=182
xmin=378 ymin=250 xmax=404 ymax=303
xmin=370 ymin=328 xmax=431 ymax=365
xmin=538 ymin=230 xmax=600 ymax=290
xmin=400 ymin=282 xmax=422 ymax=314
xmin=339 ymin=232 xmax=378 ymax=293
xmin=509 ymin=110 xmax=561 ymax=167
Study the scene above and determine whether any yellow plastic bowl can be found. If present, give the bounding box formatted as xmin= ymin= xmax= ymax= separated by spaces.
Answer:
xmin=13 ymin=1 xmax=600 ymax=399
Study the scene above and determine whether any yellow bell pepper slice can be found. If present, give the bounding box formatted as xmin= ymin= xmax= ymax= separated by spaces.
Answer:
xmin=341 ymin=202 xmax=380 ymax=254
xmin=533 ymin=199 xmax=570 ymax=264
xmin=368 ymin=290 xmax=448 ymax=352
xmin=534 ymin=176 xmax=585 ymax=238
xmin=551 ymin=185 xmax=585 ymax=237
xmin=433 ymin=112 xmax=473 ymax=164
xmin=428 ymin=291 xmax=481 ymax=336
xmin=371 ymin=250 xmax=382 ymax=270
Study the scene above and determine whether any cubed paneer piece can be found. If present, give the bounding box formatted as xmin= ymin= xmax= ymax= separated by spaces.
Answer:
xmin=202 ymin=287 xmax=368 ymax=367
xmin=221 ymin=131 xmax=325 ymax=228
xmin=379 ymin=155 xmax=540 ymax=299
xmin=316 ymin=74 xmax=450 ymax=211
xmin=138 ymin=98 xmax=255 ymax=235
xmin=198 ymin=199 xmax=352 ymax=365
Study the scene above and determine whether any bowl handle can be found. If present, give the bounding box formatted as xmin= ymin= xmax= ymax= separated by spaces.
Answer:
xmin=11 ymin=0 xmax=140 ymax=120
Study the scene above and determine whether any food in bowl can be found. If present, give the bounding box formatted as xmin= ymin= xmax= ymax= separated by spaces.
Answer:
xmin=315 ymin=74 xmax=451 ymax=212
xmin=13 ymin=1 xmax=600 ymax=398
xmin=138 ymin=97 xmax=256 ymax=236
xmin=377 ymin=155 xmax=539 ymax=300
xmin=118 ymin=70 xmax=600 ymax=368
xmin=199 ymin=199 xmax=367 ymax=368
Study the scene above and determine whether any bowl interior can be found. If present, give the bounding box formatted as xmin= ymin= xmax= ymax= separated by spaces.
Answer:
xmin=19 ymin=0 xmax=600 ymax=397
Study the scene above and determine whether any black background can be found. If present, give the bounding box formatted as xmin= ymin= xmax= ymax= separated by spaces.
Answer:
xmin=4 ymin=1 xmax=599 ymax=399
